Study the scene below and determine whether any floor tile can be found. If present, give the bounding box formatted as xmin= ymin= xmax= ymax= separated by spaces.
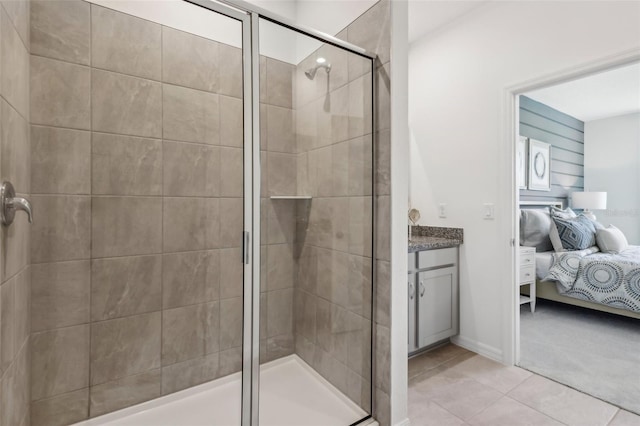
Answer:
xmin=609 ymin=410 xmax=640 ymax=426
xmin=468 ymin=396 xmax=562 ymax=426
xmin=509 ymin=374 xmax=619 ymax=426
xmin=413 ymin=370 xmax=502 ymax=420
xmin=408 ymin=343 xmax=472 ymax=379
xmin=450 ymin=354 xmax=532 ymax=393
xmin=408 ymin=396 xmax=466 ymax=426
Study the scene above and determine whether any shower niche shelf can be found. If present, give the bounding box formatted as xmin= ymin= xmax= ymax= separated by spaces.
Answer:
xmin=269 ymin=196 xmax=312 ymax=200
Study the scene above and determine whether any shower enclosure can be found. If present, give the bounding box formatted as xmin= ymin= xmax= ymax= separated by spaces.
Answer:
xmin=24 ymin=0 xmax=376 ymax=425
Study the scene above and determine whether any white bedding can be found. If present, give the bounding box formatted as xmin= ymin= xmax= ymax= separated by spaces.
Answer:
xmin=536 ymin=251 xmax=554 ymax=279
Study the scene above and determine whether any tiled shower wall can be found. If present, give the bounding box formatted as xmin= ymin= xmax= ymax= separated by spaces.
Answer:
xmin=293 ymin=43 xmax=374 ymax=412
xmin=0 ymin=0 xmax=31 ymax=425
xmin=26 ymin=1 xmax=291 ymax=423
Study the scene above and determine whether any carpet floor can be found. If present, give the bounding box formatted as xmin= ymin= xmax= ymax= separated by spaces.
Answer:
xmin=520 ymin=299 xmax=640 ymax=415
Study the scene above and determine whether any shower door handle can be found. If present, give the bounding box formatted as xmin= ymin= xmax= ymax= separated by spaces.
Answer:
xmin=1 ymin=181 xmax=32 ymax=226
xmin=242 ymin=231 xmax=250 ymax=264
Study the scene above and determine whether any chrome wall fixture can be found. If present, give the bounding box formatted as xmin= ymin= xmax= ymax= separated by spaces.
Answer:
xmin=1 ymin=181 xmax=32 ymax=226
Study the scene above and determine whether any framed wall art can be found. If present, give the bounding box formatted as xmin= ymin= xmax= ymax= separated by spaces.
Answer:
xmin=528 ymin=139 xmax=551 ymax=191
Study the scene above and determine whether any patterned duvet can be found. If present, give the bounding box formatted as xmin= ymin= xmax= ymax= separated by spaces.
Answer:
xmin=544 ymin=245 xmax=640 ymax=313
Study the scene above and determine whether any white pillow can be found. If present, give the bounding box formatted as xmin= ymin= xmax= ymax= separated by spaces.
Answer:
xmin=596 ymin=225 xmax=629 ymax=254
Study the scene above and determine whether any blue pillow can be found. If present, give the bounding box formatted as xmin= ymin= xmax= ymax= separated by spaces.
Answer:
xmin=550 ymin=214 xmax=597 ymax=251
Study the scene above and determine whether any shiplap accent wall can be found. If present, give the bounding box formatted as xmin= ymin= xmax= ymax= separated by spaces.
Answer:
xmin=519 ymin=96 xmax=585 ymax=204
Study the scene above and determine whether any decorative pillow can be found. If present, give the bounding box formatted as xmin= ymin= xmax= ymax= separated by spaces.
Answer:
xmin=549 ymin=206 xmax=577 ymax=219
xmin=519 ymin=209 xmax=553 ymax=252
xmin=596 ymin=225 xmax=629 ymax=253
xmin=549 ymin=214 xmax=597 ymax=252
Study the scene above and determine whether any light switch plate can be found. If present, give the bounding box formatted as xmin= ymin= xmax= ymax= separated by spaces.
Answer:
xmin=438 ymin=203 xmax=447 ymax=218
xmin=483 ymin=203 xmax=495 ymax=220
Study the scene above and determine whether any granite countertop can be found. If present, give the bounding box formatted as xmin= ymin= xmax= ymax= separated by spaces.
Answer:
xmin=408 ymin=226 xmax=463 ymax=252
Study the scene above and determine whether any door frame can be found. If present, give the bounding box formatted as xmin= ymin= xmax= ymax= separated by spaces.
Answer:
xmin=500 ymin=48 xmax=640 ymax=366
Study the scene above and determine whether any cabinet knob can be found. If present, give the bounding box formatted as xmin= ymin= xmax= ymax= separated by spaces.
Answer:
xmin=419 ymin=281 xmax=425 ymax=297
xmin=409 ymin=282 xmax=415 ymax=300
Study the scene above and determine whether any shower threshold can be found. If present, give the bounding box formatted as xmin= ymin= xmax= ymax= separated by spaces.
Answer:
xmin=75 ymin=355 xmax=371 ymax=426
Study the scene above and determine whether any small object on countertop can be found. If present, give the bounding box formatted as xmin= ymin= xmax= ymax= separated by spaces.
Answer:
xmin=408 ymin=208 xmax=421 ymax=240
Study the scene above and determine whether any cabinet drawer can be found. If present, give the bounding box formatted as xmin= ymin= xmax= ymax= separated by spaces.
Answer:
xmin=418 ymin=247 xmax=457 ymax=269
xmin=520 ymin=252 xmax=535 ymax=266
xmin=520 ymin=265 xmax=535 ymax=283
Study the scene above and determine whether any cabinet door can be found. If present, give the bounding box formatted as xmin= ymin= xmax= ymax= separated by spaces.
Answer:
xmin=417 ymin=266 xmax=458 ymax=348
xmin=408 ymin=273 xmax=417 ymax=353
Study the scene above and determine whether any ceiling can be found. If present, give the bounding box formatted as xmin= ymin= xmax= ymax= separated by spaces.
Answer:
xmin=525 ymin=62 xmax=640 ymax=122
xmin=408 ymin=1 xmax=488 ymax=43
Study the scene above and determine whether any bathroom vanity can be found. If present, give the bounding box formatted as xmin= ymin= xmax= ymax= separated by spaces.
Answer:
xmin=408 ymin=227 xmax=463 ymax=355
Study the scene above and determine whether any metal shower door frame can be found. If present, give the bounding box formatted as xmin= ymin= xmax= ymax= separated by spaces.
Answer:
xmin=184 ymin=1 xmax=378 ymax=424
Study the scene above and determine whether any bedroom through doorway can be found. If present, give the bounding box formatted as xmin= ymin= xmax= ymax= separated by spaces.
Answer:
xmin=513 ymin=60 xmax=640 ymax=416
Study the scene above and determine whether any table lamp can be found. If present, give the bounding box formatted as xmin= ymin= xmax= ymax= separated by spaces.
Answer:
xmin=572 ymin=191 xmax=607 ymax=221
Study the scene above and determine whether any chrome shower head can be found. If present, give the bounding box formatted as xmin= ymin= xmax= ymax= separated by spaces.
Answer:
xmin=305 ymin=58 xmax=332 ymax=80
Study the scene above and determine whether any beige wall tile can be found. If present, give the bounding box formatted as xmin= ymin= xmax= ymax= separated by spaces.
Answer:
xmin=1 ymin=9 xmax=29 ymax=119
xmin=348 ymin=254 xmax=373 ymax=319
xmin=31 ymin=195 xmax=91 ymax=263
xmin=265 ymin=334 xmax=294 ymax=362
xmin=219 ymin=248 xmax=242 ymax=299
xmin=375 ymin=195 xmax=390 ymax=261
xmin=219 ymin=95 xmax=243 ymax=148
xmin=13 ymin=268 xmax=30 ymax=351
xmin=92 ymin=69 xmax=162 ymax=138
xmin=30 ymin=56 xmax=90 ymax=129
xmin=219 ymin=297 xmax=242 ymax=350
xmin=376 ymin=63 xmax=391 ymax=132
xmin=163 ymin=84 xmax=219 ymax=145
xmin=0 ymin=200 xmax=30 ymax=280
xmin=1 ymin=100 xmax=30 ymax=194
xmin=0 ymin=279 xmax=16 ymax=374
xmin=376 ymin=130 xmax=391 ymax=196
xmin=92 ymin=133 xmax=162 ymax=196
xmin=266 ymin=244 xmax=294 ymax=291
xmin=266 ymin=288 xmax=292 ymax=338
xmin=91 ymin=5 xmax=161 ymax=80
xmin=267 ymin=153 xmax=296 ymax=196
xmin=163 ymin=141 xmax=220 ymax=197
xmin=220 ymin=147 xmax=243 ymax=197
xmin=348 ymin=196 xmax=373 ymax=257
xmin=1 ymin=342 xmax=29 ymax=426
xmin=163 ymin=197 xmax=219 ymax=253
xmin=162 ymin=27 xmax=219 ymax=92
xmin=92 ymin=197 xmax=162 ymax=258
xmin=266 ymin=58 xmax=293 ymax=108
xmin=347 ymin=0 xmax=390 ymax=65
xmin=266 ymin=105 xmax=295 ymax=153
xmin=219 ymin=198 xmax=243 ymax=248
xmin=162 ymin=250 xmax=219 ymax=309
xmin=2 ymin=0 xmax=29 ymax=49
xmin=31 ymin=125 xmax=91 ymax=195
xmin=90 ymin=312 xmax=161 ymax=386
xmin=218 ymin=44 xmax=242 ymax=99
xmin=89 ymin=369 xmax=161 ymax=418
xmin=348 ymin=72 xmax=373 ymax=139
xmin=348 ymin=135 xmax=373 ymax=196
xmin=162 ymin=302 xmax=218 ymax=366
xmin=30 ymin=388 xmax=89 ymax=426
xmin=31 ymin=261 xmax=90 ymax=332
xmin=161 ymin=353 xmax=219 ymax=395
xmin=266 ymin=199 xmax=296 ymax=245
xmin=31 ymin=325 xmax=90 ymax=401
xmin=91 ymin=255 xmax=162 ymax=321
xmin=31 ymin=0 xmax=90 ymax=65
xmin=218 ymin=347 xmax=241 ymax=377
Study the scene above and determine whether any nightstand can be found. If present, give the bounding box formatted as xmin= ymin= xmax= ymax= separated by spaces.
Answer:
xmin=519 ymin=246 xmax=536 ymax=313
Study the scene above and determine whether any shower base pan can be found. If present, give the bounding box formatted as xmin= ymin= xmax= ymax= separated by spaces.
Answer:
xmin=75 ymin=355 xmax=372 ymax=426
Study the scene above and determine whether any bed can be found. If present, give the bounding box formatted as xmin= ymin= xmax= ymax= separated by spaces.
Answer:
xmin=520 ymin=201 xmax=640 ymax=320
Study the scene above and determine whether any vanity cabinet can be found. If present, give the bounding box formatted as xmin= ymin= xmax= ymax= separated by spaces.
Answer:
xmin=408 ymin=247 xmax=459 ymax=354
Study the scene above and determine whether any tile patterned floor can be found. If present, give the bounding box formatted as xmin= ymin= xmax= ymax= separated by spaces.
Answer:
xmin=408 ymin=343 xmax=640 ymax=426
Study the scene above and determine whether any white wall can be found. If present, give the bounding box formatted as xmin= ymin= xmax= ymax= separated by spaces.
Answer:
xmin=585 ymin=113 xmax=640 ymax=245
xmin=409 ymin=1 xmax=640 ymax=361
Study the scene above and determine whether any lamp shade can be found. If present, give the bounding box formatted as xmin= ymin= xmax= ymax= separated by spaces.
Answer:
xmin=572 ymin=192 xmax=607 ymax=210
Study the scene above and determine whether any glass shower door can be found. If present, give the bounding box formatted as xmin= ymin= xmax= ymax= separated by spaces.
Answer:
xmin=257 ymin=17 xmax=374 ymax=426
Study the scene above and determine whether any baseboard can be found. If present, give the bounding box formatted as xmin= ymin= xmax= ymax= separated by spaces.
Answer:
xmin=451 ymin=335 xmax=503 ymax=363
xmin=394 ymin=418 xmax=411 ymax=426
